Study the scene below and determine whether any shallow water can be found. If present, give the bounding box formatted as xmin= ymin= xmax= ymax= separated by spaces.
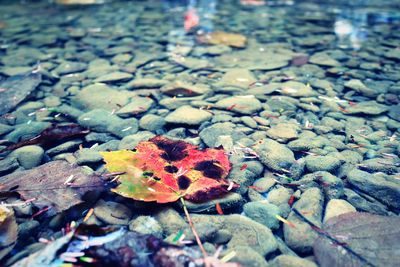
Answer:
xmin=0 ymin=0 xmax=399 ymax=266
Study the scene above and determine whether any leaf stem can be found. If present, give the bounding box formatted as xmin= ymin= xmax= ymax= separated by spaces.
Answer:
xmin=180 ymin=197 xmax=208 ymax=257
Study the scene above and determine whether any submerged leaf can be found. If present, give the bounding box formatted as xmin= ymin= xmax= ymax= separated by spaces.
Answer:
xmin=0 ymin=161 xmax=104 ymax=216
xmin=313 ymin=212 xmax=400 ymax=267
xmin=101 ymin=136 xmax=236 ymax=203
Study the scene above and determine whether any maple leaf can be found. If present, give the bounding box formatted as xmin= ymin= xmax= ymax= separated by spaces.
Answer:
xmin=100 ymin=136 xmax=237 ymax=203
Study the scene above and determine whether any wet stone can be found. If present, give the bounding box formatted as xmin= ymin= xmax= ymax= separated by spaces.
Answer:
xmin=165 ymin=105 xmax=212 ymax=125
xmin=94 ymin=199 xmax=132 ymax=225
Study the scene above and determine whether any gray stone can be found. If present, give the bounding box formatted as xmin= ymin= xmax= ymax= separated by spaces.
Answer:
xmin=305 ymin=155 xmax=342 ymax=172
xmin=296 ymin=171 xmax=344 ymax=200
xmin=215 ymin=68 xmax=256 ymax=89
xmin=129 ymin=216 xmax=163 ymax=238
xmin=155 ymin=208 xmax=187 ymax=236
xmin=284 ymin=187 xmax=324 ymax=254
xmin=243 ymin=201 xmax=281 ymax=230
xmin=192 ymin=214 xmax=278 ymax=256
xmin=388 ymin=104 xmax=400 ymax=121
xmin=46 ymin=140 xmax=82 ymax=156
xmin=10 ymin=145 xmax=44 ymax=169
xmin=185 ymin=193 xmax=243 ymax=213
xmin=347 ymin=169 xmax=400 ymax=210
xmin=94 ymin=199 xmax=132 ymax=225
xmin=269 ymin=255 xmax=318 ymax=267
xmin=118 ymin=131 xmax=155 ymax=150
xmin=267 ymin=123 xmax=299 ymax=142
xmin=5 ymin=122 xmax=51 ymax=143
xmin=309 ymin=52 xmax=340 ymax=67
xmin=165 ymin=105 xmax=212 ymax=125
xmin=254 ymin=139 xmax=295 ymax=172
xmin=73 ymin=84 xmax=133 ymax=111
xmin=323 ymin=199 xmax=356 ymax=223
xmin=139 ymin=114 xmax=165 ymax=132
xmin=160 ymin=81 xmax=211 ymax=96
xmin=230 ymin=246 xmax=269 ymax=267
xmin=54 ymin=61 xmax=87 ymax=75
xmin=94 ymin=71 xmax=133 ymax=83
xmin=74 ymin=148 xmax=103 ymax=165
xmin=125 ymin=78 xmax=169 ymax=89
xmin=346 ymin=101 xmax=389 ymax=115
xmin=116 ymin=96 xmax=154 ymax=117
xmin=78 ymin=109 xmax=138 ymax=138
xmin=344 ymin=79 xmax=378 ymax=97
xmin=215 ymin=96 xmax=262 ymax=115
xmin=0 ymin=123 xmax=14 ymax=136
xmin=0 ymin=156 xmax=19 ymax=175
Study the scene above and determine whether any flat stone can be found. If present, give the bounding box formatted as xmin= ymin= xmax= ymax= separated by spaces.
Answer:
xmin=388 ymin=104 xmax=400 ymax=121
xmin=215 ymin=96 xmax=262 ymax=115
xmin=94 ymin=199 xmax=132 ymax=225
xmin=253 ymin=139 xmax=295 ymax=172
xmin=116 ymin=96 xmax=154 ymax=117
xmin=160 ymin=81 xmax=211 ymax=96
xmin=305 ymin=155 xmax=342 ymax=172
xmin=243 ymin=201 xmax=281 ymax=230
xmin=344 ymin=79 xmax=378 ymax=97
xmin=139 ymin=114 xmax=166 ymax=132
xmin=165 ymin=105 xmax=212 ymax=125
xmin=10 ymin=145 xmax=44 ymax=169
xmin=269 ymin=255 xmax=318 ymax=267
xmin=78 ymin=109 xmax=138 ymax=138
xmin=54 ymin=61 xmax=87 ymax=75
xmin=267 ymin=123 xmax=299 ymax=142
xmin=309 ymin=52 xmax=340 ymax=67
xmin=192 ymin=214 xmax=278 ymax=256
xmin=93 ymin=71 xmax=133 ymax=83
xmin=284 ymin=187 xmax=324 ymax=254
xmin=347 ymin=169 xmax=400 ymax=210
xmin=346 ymin=101 xmax=388 ymax=115
xmin=125 ymin=78 xmax=169 ymax=89
xmin=73 ymin=84 xmax=133 ymax=111
xmin=323 ymin=199 xmax=356 ymax=223
xmin=215 ymin=68 xmax=256 ymax=89
xmin=129 ymin=216 xmax=163 ymax=238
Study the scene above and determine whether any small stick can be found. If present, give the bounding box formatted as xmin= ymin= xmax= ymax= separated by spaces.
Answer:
xmin=180 ymin=198 xmax=208 ymax=257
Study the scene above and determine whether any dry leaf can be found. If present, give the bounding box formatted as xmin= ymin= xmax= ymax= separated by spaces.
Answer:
xmin=101 ymin=136 xmax=237 ymax=203
xmin=0 ymin=161 xmax=104 ymax=216
xmin=313 ymin=212 xmax=400 ymax=267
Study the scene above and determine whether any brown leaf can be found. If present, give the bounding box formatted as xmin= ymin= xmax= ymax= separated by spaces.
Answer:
xmin=0 ymin=161 xmax=104 ymax=216
xmin=313 ymin=212 xmax=400 ymax=267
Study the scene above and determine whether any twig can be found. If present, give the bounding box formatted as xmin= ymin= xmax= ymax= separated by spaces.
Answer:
xmin=180 ymin=198 xmax=208 ymax=257
xmin=292 ymin=208 xmax=376 ymax=267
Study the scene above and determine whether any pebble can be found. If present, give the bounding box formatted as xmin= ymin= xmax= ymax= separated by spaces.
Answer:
xmin=283 ymin=187 xmax=324 ymax=254
xmin=0 ymin=156 xmax=20 ymax=175
xmin=305 ymin=155 xmax=342 ymax=172
xmin=118 ymin=131 xmax=155 ymax=150
xmin=215 ymin=96 xmax=262 ymax=115
xmin=116 ymin=96 xmax=154 ymax=117
xmin=129 ymin=216 xmax=163 ymax=238
xmin=77 ymin=109 xmax=139 ymax=138
xmin=160 ymin=81 xmax=211 ymax=96
xmin=215 ymin=68 xmax=256 ymax=89
xmin=139 ymin=114 xmax=166 ymax=132
xmin=254 ymin=139 xmax=295 ymax=172
xmin=93 ymin=71 xmax=133 ymax=83
xmin=192 ymin=214 xmax=278 ymax=256
xmin=73 ymin=84 xmax=133 ymax=111
xmin=309 ymin=52 xmax=340 ymax=67
xmin=230 ymin=246 xmax=269 ymax=267
xmin=269 ymin=255 xmax=318 ymax=267
xmin=125 ymin=78 xmax=169 ymax=89
xmin=347 ymin=169 xmax=400 ymax=210
xmin=10 ymin=145 xmax=44 ymax=169
xmin=165 ymin=105 xmax=212 ymax=125
xmin=74 ymin=148 xmax=103 ymax=165
xmin=323 ymin=199 xmax=356 ymax=223
xmin=94 ymin=199 xmax=132 ymax=225
xmin=243 ymin=201 xmax=281 ymax=230
xmin=267 ymin=123 xmax=299 ymax=142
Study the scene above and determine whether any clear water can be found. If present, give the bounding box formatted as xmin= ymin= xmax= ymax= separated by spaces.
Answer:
xmin=0 ymin=0 xmax=399 ymax=266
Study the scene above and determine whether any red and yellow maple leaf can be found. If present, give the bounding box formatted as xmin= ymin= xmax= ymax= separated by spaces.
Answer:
xmin=100 ymin=136 xmax=237 ymax=203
